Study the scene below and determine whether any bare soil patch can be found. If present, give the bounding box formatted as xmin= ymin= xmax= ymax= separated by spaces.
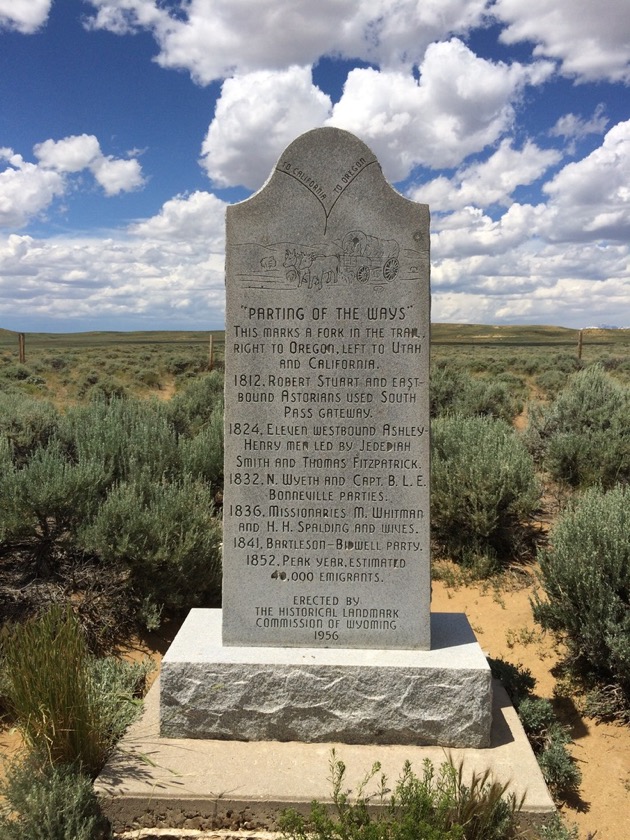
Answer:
xmin=432 ymin=577 xmax=630 ymax=840
xmin=154 ymin=376 xmax=177 ymax=401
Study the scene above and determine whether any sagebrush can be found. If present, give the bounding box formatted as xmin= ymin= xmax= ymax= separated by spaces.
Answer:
xmin=525 ymin=365 xmax=630 ymax=488
xmin=431 ymin=415 xmax=539 ymax=570
xmin=0 ymin=374 xmax=224 ymax=639
xmin=0 ymin=759 xmax=110 ymax=840
xmin=532 ymin=484 xmax=630 ymax=711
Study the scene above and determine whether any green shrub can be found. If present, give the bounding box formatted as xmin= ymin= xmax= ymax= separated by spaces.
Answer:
xmin=76 ymin=370 xmax=100 ymax=393
xmin=542 ymin=354 xmax=581 ymax=375
xmin=536 ymin=742 xmax=582 ymax=797
xmin=26 ymin=374 xmax=46 ymax=387
xmin=80 ymin=475 xmax=222 ymax=620
xmin=165 ymin=352 xmax=196 ymax=375
xmin=597 ymin=353 xmax=622 ymax=371
xmin=0 ymin=441 xmax=12 ymax=540
xmin=167 ymin=370 xmax=224 ymax=435
xmin=582 ymin=684 xmax=630 ymax=723
xmin=488 ymin=661 xmax=582 ymax=799
xmin=0 ymin=759 xmax=110 ymax=840
xmin=517 ymin=697 xmax=557 ymax=740
xmin=60 ymin=397 xmax=180 ymax=484
xmin=280 ymin=751 xmax=522 ymax=840
xmin=539 ymin=814 xmax=580 ymax=840
xmin=469 ymin=357 xmax=491 ymax=373
xmin=0 ymin=386 xmax=225 ymax=635
xmin=178 ymin=398 xmax=224 ymax=491
xmin=135 ymin=367 xmax=161 ymax=388
xmin=86 ymin=377 xmax=130 ymax=401
xmin=431 ymin=415 xmax=539 ymax=569
xmin=0 ymin=392 xmax=60 ymax=464
xmin=430 ymin=367 xmax=521 ymax=423
xmin=430 ymin=365 xmax=467 ymax=417
xmin=47 ymin=355 xmax=69 ymax=371
xmin=515 ymin=357 xmax=541 ymax=376
xmin=617 ymin=357 xmax=630 ymax=376
xmin=2 ymin=362 xmax=31 ymax=380
xmin=0 ymin=441 xmax=108 ymax=557
xmin=517 ymin=699 xmax=581 ymax=794
xmin=534 ymin=370 xmax=569 ymax=400
xmin=88 ymin=655 xmax=153 ymax=731
xmin=532 ymin=485 xmax=630 ymax=704
xmin=526 ymin=365 xmax=630 ymax=488
xmin=460 ymin=379 xmax=522 ymax=423
xmin=0 ymin=606 xmax=146 ymax=775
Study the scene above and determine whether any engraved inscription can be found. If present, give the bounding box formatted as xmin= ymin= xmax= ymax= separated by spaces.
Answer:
xmin=277 ymin=153 xmax=378 ymax=231
xmin=224 ymin=297 xmax=429 ymax=648
xmin=231 ymin=229 xmax=427 ymax=292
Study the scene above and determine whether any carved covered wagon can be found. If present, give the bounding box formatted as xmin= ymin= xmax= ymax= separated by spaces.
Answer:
xmin=340 ymin=230 xmax=400 ymax=285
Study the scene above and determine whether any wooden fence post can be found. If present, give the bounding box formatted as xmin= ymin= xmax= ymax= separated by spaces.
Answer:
xmin=18 ymin=332 xmax=25 ymax=364
xmin=577 ymin=329 xmax=583 ymax=361
xmin=208 ymin=334 xmax=214 ymax=371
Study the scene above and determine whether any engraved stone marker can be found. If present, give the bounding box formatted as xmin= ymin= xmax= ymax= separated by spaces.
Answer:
xmin=223 ymin=127 xmax=431 ymax=650
xmin=160 ymin=128 xmax=493 ymax=748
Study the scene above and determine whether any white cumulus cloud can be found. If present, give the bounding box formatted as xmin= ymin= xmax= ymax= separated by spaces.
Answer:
xmin=426 ymin=122 xmax=630 ymax=326
xmin=200 ymin=66 xmax=332 ymax=189
xmin=0 ymin=0 xmax=51 ymax=33
xmin=3 ymin=136 xmax=629 ymax=331
xmin=428 ymin=121 xmax=630 ymax=271
xmin=1 ymin=136 xmax=145 ymax=229
xmin=200 ymin=38 xmax=554 ymax=191
xmin=91 ymin=156 xmax=144 ymax=196
xmin=431 ymin=230 xmax=630 ymax=327
xmin=5 ymin=2 xmax=630 ymax=330
xmin=540 ymin=120 xmax=630 ymax=242
xmin=0 ymin=196 xmax=228 ymax=330
xmin=431 ymin=202 xmax=545 ymax=260
xmin=130 ymin=190 xmax=227 ymax=246
xmin=0 ymin=149 xmax=65 ymax=228
xmin=494 ymin=0 xmax=630 ymax=82
xmin=329 ymin=39 xmax=553 ymax=180
xmin=34 ymin=135 xmax=102 ymax=172
xmin=414 ymin=139 xmax=561 ymax=211
xmin=550 ymin=105 xmax=609 ymax=142
xmin=84 ymin=0 xmax=489 ymax=83
xmin=35 ymin=134 xmax=145 ymax=195
xmin=549 ymin=105 xmax=610 ymax=155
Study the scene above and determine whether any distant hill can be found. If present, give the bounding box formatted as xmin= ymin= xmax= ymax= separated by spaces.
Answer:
xmin=1 ymin=323 xmax=628 ymax=351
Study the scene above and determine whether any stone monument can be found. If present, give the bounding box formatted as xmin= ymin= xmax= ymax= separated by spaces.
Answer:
xmin=160 ymin=128 xmax=492 ymax=747
xmin=223 ymin=128 xmax=431 ymax=651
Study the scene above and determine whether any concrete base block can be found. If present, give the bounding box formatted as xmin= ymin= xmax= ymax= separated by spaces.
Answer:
xmin=96 ymin=676 xmax=556 ymax=834
xmin=160 ymin=609 xmax=492 ymax=749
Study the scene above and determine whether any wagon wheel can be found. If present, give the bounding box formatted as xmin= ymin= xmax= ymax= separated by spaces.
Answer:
xmin=383 ymin=257 xmax=399 ymax=281
xmin=357 ymin=265 xmax=370 ymax=283
xmin=286 ymin=268 xmax=298 ymax=284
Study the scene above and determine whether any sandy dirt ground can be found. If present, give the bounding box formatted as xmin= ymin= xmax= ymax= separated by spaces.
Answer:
xmin=0 ymin=727 xmax=22 ymax=774
xmin=432 ymin=577 xmax=630 ymax=840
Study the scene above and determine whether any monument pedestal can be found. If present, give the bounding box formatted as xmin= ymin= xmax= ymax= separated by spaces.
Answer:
xmin=160 ymin=609 xmax=492 ymax=749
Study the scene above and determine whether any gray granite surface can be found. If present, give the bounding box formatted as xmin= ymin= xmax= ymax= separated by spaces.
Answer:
xmin=160 ymin=610 xmax=492 ymax=748
xmin=223 ymin=127 xmax=431 ymax=650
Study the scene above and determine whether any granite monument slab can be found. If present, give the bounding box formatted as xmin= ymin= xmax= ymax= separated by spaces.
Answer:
xmin=223 ymin=126 xmax=431 ymax=650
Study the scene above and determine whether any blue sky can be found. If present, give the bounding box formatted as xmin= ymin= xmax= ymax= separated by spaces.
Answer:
xmin=1 ymin=0 xmax=629 ymax=332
